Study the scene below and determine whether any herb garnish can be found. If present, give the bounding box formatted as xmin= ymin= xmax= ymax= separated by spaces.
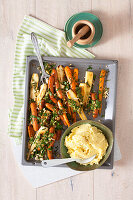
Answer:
xmin=87 ymin=65 xmax=93 ymax=70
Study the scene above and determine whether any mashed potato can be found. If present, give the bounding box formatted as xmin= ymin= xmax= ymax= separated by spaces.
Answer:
xmin=65 ymin=124 xmax=108 ymax=165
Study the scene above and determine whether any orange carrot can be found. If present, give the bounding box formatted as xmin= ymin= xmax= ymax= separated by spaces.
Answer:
xmin=55 ymin=81 xmax=63 ymax=99
xmin=47 ymin=127 xmax=56 ymax=160
xmin=99 ymin=69 xmax=106 ymax=114
xmin=28 ymin=125 xmax=35 ymax=138
xmin=30 ymin=102 xmax=39 ymax=131
xmin=48 ymin=75 xmax=58 ymax=103
xmin=70 ymin=107 xmax=76 ymax=123
xmin=60 ymin=114 xmax=67 ymax=126
xmin=51 ymin=69 xmax=64 ymax=99
xmin=47 ymin=150 xmax=53 ymax=160
xmin=39 ymin=99 xmax=45 ymax=110
xmin=58 ymin=100 xmax=70 ymax=127
xmin=93 ymin=109 xmax=98 ymax=118
xmin=49 ymin=95 xmax=58 ymax=104
xmin=45 ymin=103 xmax=55 ymax=112
xmin=72 ymin=111 xmax=77 ymax=123
xmin=65 ymin=66 xmax=76 ymax=92
xmin=56 ymin=129 xmax=62 ymax=140
xmin=91 ymin=93 xmax=97 ymax=101
xmin=91 ymin=92 xmax=98 ymax=118
xmin=67 ymin=102 xmax=71 ymax=115
xmin=51 ymin=69 xmax=58 ymax=81
xmin=45 ymin=103 xmax=67 ymax=126
xmin=73 ymin=68 xmax=78 ymax=85
xmin=48 ymin=75 xmax=54 ymax=94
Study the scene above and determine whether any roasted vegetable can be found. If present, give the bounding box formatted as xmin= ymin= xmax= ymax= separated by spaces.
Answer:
xmin=73 ymin=68 xmax=78 ymax=85
xmin=56 ymin=65 xmax=65 ymax=83
xmin=39 ymin=99 xmax=45 ymax=110
xmin=65 ymin=66 xmax=76 ymax=92
xmin=28 ymin=125 xmax=35 ymax=138
xmin=80 ymin=71 xmax=93 ymax=106
xmin=30 ymin=73 xmax=39 ymax=102
xmin=58 ymin=100 xmax=70 ymax=127
xmin=47 ymin=127 xmax=56 ymax=160
xmin=51 ymin=69 xmax=64 ymax=99
xmin=37 ymin=83 xmax=47 ymax=105
xmin=91 ymin=92 xmax=98 ymax=118
xmin=30 ymin=102 xmax=39 ymax=131
xmin=67 ymin=89 xmax=87 ymax=120
xmin=99 ymin=69 xmax=106 ymax=114
xmin=48 ymin=75 xmax=57 ymax=103
xmin=27 ymin=126 xmax=48 ymax=160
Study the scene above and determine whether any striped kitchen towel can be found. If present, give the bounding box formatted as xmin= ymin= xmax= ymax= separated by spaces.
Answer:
xmin=8 ymin=15 xmax=94 ymax=140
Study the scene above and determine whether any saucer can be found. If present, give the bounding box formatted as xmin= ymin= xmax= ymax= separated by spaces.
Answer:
xmin=65 ymin=12 xmax=103 ymax=48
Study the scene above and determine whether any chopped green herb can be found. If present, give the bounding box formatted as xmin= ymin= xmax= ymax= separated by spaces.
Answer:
xmin=58 ymin=109 xmax=63 ymax=115
xmin=98 ymin=90 xmax=102 ymax=94
xmin=62 ymin=80 xmax=70 ymax=91
xmin=87 ymin=65 xmax=92 ymax=70
xmin=76 ymin=86 xmax=83 ymax=101
xmin=93 ymin=74 xmax=96 ymax=81
xmin=68 ymin=99 xmax=80 ymax=112
xmin=43 ymin=62 xmax=55 ymax=75
xmin=95 ymin=100 xmax=101 ymax=109
xmin=105 ymin=79 xmax=110 ymax=82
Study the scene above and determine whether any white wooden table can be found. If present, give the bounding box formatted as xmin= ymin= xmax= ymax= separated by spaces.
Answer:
xmin=0 ymin=0 xmax=133 ymax=199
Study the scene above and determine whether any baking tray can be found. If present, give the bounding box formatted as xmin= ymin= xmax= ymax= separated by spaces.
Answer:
xmin=22 ymin=56 xmax=118 ymax=169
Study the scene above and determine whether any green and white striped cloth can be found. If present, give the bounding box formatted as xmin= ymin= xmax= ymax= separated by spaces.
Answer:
xmin=8 ymin=15 xmax=94 ymax=140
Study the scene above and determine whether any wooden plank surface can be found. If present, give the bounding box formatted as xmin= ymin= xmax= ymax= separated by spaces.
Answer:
xmin=0 ymin=0 xmax=133 ymax=199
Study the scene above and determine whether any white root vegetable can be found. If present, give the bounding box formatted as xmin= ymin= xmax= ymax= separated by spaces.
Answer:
xmin=56 ymin=65 xmax=65 ymax=83
xmin=56 ymin=65 xmax=65 ymax=89
xmin=80 ymin=71 xmax=93 ymax=106
xmin=37 ymin=83 xmax=47 ymax=105
xmin=30 ymin=73 xmax=39 ymax=102
xmin=67 ymin=89 xmax=87 ymax=120
xmin=27 ymin=126 xmax=48 ymax=160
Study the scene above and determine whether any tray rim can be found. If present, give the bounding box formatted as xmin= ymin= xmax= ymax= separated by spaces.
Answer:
xmin=22 ymin=56 xmax=118 ymax=169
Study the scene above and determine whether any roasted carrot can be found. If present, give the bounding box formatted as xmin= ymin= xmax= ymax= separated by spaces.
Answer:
xmin=37 ymin=147 xmax=40 ymax=151
xmin=59 ymin=114 xmax=67 ymax=126
xmin=93 ymin=109 xmax=98 ymax=119
xmin=56 ymin=129 xmax=62 ymax=140
xmin=73 ymin=112 xmax=77 ymax=123
xmin=47 ymin=127 xmax=56 ymax=160
xmin=55 ymin=81 xmax=63 ymax=99
xmin=45 ymin=103 xmax=55 ymax=112
xmin=65 ymin=66 xmax=76 ymax=92
xmin=39 ymin=99 xmax=45 ymax=110
xmin=91 ymin=93 xmax=97 ymax=101
xmin=48 ymin=75 xmax=54 ymax=94
xmin=28 ymin=125 xmax=35 ymax=138
xmin=30 ymin=102 xmax=39 ymax=131
xmin=91 ymin=92 xmax=98 ymax=118
xmin=47 ymin=149 xmax=53 ymax=160
xmin=51 ymin=69 xmax=58 ymax=81
xmin=67 ymin=102 xmax=72 ymax=116
xmin=51 ymin=69 xmax=64 ymax=99
xmin=50 ymin=95 xmax=58 ymax=104
xmin=99 ymin=69 xmax=106 ymax=114
xmin=58 ymin=100 xmax=70 ymax=127
xmin=73 ymin=68 xmax=78 ymax=85
xmin=71 ymin=108 xmax=76 ymax=123
xmin=48 ymin=75 xmax=58 ymax=103
xmin=45 ymin=103 xmax=67 ymax=126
